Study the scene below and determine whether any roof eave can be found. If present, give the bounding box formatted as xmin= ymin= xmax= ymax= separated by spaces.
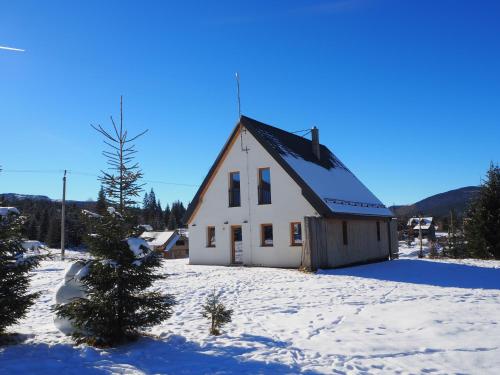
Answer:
xmin=183 ymin=120 xmax=243 ymax=224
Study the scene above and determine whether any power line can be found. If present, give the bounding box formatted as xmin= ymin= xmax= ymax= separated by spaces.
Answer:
xmin=1 ymin=169 xmax=199 ymax=188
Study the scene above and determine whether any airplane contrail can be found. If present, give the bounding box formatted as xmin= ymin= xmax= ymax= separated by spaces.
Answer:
xmin=0 ymin=45 xmax=25 ymax=52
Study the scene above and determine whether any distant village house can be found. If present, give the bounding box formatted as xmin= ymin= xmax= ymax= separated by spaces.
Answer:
xmin=140 ymin=229 xmax=189 ymax=259
xmin=407 ymin=217 xmax=437 ymax=239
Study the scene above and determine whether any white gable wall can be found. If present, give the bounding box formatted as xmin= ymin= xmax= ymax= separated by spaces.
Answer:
xmin=188 ymin=126 xmax=319 ymax=268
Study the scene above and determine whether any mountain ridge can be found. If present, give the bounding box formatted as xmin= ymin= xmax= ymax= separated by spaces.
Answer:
xmin=389 ymin=186 xmax=480 ymax=218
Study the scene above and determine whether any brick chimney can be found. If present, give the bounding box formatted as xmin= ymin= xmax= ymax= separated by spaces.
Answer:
xmin=311 ymin=126 xmax=320 ymax=160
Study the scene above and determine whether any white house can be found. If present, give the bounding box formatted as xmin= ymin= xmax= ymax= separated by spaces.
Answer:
xmin=184 ymin=116 xmax=397 ymax=269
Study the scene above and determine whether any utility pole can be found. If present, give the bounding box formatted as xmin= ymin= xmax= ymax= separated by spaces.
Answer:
xmin=61 ymin=170 xmax=67 ymax=260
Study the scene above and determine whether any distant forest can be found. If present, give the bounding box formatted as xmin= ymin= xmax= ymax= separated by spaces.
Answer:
xmin=0 ymin=187 xmax=187 ymax=248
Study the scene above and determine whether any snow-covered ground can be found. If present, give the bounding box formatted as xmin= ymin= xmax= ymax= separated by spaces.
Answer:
xmin=1 ymin=246 xmax=500 ymax=374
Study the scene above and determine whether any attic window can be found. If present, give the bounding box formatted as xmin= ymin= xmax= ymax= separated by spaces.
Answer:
xmin=229 ymin=171 xmax=241 ymax=207
xmin=258 ymin=168 xmax=271 ymax=205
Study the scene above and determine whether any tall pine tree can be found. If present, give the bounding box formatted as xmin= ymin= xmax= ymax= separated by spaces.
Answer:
xmin=56 ymin=96 xmax=175 ymax=346
xmin=464 ymin=163 xmax=500 ymax=259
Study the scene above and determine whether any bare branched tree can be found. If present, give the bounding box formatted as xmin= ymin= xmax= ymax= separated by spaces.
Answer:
xmin=91 ymin=96 xmax=148 ymax=213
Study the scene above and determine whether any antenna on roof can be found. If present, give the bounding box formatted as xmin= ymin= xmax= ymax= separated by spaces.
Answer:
xmin=235 ymin=72 xmax=241 ymax=119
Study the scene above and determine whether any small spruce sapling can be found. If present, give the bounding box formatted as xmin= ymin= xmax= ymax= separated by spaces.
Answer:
xmin=202 ymin=289 xmax=233 ymax=336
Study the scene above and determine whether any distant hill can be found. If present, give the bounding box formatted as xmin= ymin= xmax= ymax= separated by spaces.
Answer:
xmin=1 ymin=193 xmax=52 ymax=202
xmin=1 ymin=193 xmax=94 ymax=207
xmin=390 ymin=186 xmax=480 ymax=219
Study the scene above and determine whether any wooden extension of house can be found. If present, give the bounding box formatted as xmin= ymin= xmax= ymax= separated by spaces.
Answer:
xmin=183 ymin=116 xmax=398 ymax=270
xmin=140 ymin=229 xmax=189 ymax=259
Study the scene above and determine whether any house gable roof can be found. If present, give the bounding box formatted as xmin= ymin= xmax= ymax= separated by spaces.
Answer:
xmin=184 ymin=116 xmax=393 ymax=224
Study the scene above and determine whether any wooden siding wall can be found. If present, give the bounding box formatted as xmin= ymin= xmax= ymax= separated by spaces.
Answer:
xmin=302 ymin=216 xmax=397 ymax=270
xmin=389 ymin=218 xmax=399 ymax=259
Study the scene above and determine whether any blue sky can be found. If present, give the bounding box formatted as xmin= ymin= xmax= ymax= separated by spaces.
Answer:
xmin=1 ymin=0 xmax=499 ymax=207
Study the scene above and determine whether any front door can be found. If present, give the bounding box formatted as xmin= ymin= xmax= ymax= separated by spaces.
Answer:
xmin=231 ymin=226 xmax=243 ymax=264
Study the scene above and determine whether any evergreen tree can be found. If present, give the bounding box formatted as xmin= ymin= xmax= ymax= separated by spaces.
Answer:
xmin=24 ymin=217 xmax=38 ymax=240
xmin=66 ymin=206 xmax=85 ymax=247
xmin=46 ymin=215 xmax=61 ymax=248
xmin=95 ymin=186 xmax=107 ymax=216
xmin=167 ymin=210 xmax=177 ymax=230
xmin=202 ymin=289 xmax=233 ymax=336
xmin=148 ymin=189 xmax=156 ymax=213
xmin=170 ymin=201 xmax=186 ymax=228
xmin=155 ymin=200 xmax=164 ymax=230
xmin=38 ymin=209 xmax=50 ymax=242
xmin=56 ymin=97 xmax=175 ymax=346
xmin=444 ymin=209 xmax=465 ymax=258
xmin=142 ymin=191 xmax=151 ymax=224
xmin=0 ymin=207 xmax=43 ymax=338
xmin=464 ymin=163 xmax=500 ymax=259
xmin=164 ymin=204 xmax=171 ymax=228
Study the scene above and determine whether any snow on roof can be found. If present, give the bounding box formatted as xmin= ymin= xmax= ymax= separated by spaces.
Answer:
xmin=244 ymin=117 xmax=393 ymax=217
xmin=140 ymin=231 xmax=178 ymax=248
xmin=413 ymin=223 xmax=434 ymax=230
xmin=0 ymin=207 xmax=20 ymax=217
xmin=407 ymin=217 xmax=433 ymax=226
xmin=283 ymin=155 xmax=393 ymax=216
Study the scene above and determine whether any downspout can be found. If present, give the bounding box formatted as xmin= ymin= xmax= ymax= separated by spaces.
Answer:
xmin=242 ymin=126 xmax=254 ymax=265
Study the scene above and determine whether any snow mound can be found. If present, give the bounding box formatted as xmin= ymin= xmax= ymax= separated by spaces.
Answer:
xmin=127 ymin=237 xmax=151 ymax=258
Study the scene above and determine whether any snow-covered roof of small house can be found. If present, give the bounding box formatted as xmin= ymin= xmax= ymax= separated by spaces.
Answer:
xmin=140 ymin=230 xmax=180 ymax=251
xmin=407 ymin=217 xmax=433 ymax=226
xmin=0 ymin=207 xmax=20 ymax=217
xmin=413 ymin=223 xmax=434 ymax=230
xmin=184 ymin=116 xmax=393 ymax=222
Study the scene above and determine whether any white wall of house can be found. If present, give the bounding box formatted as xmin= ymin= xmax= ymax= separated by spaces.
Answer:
xmin=188 ymin=126 xmax=319 ymax=268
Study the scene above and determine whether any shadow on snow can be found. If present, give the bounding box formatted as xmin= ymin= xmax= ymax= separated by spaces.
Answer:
xmin=0 ymin=334 xmax=319 ymax=374
xmin=321 ymin=259 xmax=500 ymax=290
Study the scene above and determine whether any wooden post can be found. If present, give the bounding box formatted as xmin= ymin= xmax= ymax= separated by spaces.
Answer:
xmin=61 ymin=170 xmax=67 ymax=260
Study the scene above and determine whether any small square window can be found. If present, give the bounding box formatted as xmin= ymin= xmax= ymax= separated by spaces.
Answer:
xmin=207 ymin=226 xmax=216 ymax=247
xmin=261 ymin=224 xmax=273 ymax=247
xmin=290 ymin=222 xmax=302 ymax=246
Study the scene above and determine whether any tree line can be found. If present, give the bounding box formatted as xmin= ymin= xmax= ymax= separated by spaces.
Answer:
xmin=0 ymin=187 xmax=188 ymax=249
